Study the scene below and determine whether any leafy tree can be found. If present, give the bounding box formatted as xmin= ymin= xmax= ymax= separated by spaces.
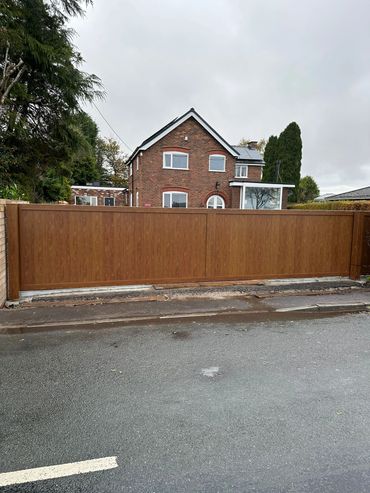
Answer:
xmin=277 ymin=122 xmax=302 ymax=201
xmin=49 ymin=0 xmax=92 ymax=17
xmin=70 ymin=112 xmax=101 ymax=185
xmin=0 ymin=42 xmax=26 ymax=105
xmin=297 ymin=176 xmax=320 ymax=203
xmin=0 ymin=0 xmax=102 ymax=201
xmin=262 ymin=135 xmax=279 ymax=183
xmin=96 ymin=137 xmax=128 ymax=187
xmin=38 ymin=167 xmax=71 ymax=202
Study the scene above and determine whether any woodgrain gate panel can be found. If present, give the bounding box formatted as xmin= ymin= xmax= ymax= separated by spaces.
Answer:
xmin=6 ymin=205 xmax=361 ymax=298
xmin=361 ymin=215 xmax=370 ymax=275
xmin=17 ymin=206 xmax=207 ymax=290
xmin=206 ymin=211 xmax=354 ymax=280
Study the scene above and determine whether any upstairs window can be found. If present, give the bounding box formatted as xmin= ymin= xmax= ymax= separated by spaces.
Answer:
xmin=163 ymin=152 xmax=189 ymax=170
xmin=209 ymin=154 xmax=226 ymax=172
xmin=235 ymin=164 xmax=248 ymax=178
xmin=163 ymin=191 xmax=188 ymax=208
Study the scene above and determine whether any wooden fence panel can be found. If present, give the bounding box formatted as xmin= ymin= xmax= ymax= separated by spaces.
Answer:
xmin=206 ymin=211 xmax=354 ymax=280
xmin=6 ymin=205 xmax=364 ymax=298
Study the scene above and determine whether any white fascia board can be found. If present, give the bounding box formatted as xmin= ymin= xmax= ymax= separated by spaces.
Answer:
xmin=71 ymin=186 xmax=127 ymax=191
xmin=139 ymin=111 xmax=239 ymax=157
xmin=229 ymin=182 xmax=295 ymax=188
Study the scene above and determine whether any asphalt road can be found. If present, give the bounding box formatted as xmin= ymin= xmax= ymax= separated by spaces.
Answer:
xmin=1 ymin=312 xmax=370 ymax=492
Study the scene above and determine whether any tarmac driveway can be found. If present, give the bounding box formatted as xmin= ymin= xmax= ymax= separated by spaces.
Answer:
xmin=1 ymin=312 xmax=370 ymax=492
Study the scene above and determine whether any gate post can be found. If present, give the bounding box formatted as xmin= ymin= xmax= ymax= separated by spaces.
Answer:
xmin=349 ymin=212 xmax=365 ymax=280
xmin=6 ymin=204 xmax=21 ymax=300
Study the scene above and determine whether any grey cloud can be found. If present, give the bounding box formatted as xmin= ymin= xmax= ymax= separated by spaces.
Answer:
xmin=72 ymin=0 xmax=370 ymax=193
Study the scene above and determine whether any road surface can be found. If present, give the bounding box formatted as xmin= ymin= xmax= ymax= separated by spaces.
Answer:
xmin=1 ymin=312 xmax=370 ymax=492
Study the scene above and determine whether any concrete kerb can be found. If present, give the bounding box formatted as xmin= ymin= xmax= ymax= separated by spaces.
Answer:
xmin=1 ymin=277 xmax=368 ymax=334
xmin=276 ymin=302 xmax=370 ymax=313
xmin=0 ymin=303 xmax=369 ymax=335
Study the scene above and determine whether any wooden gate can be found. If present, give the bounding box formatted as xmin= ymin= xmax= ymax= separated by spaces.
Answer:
xmin=5 ymin=205 xmax=368 ymax=299
xmin=362 ymin=215 xmax=370 ymax=275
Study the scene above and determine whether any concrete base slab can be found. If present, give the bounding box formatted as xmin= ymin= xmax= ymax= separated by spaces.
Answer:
xmin=18 ymin=276 xmax=365 ymax=304
xmin=20 ymin=284 xmax=153 ymax=300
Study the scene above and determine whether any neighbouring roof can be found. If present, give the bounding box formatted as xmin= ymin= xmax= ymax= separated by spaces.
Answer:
xmin=127 ymin=108 xmax=263 ymax=164
xmin=327 ymin=186 xmax=370 ymax=201
xmin=232 ymin=145 xmax=264 ymax=163
xmin=314 ymin=193 xmax=335 ymax=201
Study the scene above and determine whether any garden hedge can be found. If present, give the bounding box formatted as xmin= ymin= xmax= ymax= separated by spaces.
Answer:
xmin=288 ymin=201 xmax=370 ymax=211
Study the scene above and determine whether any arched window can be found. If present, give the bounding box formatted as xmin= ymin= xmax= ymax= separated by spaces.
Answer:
xmin=206 ymin=195 xmax=225 ymax=209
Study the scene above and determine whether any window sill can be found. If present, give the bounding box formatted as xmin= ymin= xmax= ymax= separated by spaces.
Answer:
xmin=162 ymin=167 xmax=189 ymax=171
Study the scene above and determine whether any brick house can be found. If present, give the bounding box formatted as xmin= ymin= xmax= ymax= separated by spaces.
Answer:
xmin=71 ymin=185 xmax=128 ymax=206
xmin=127 ymin=108 xmax=293 ymax=210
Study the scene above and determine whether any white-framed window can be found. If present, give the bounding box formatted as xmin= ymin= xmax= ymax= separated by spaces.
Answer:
xmin=136 ymin=157 xmax=139 ymax=171
xmin=136 ymin=191 xmax=139 ymax=207
xmin=206 ymin=195 xmax=225 ymax=209
xmin=162 ymin=191 xmax=188 ymax=208
xmin=163 ymin=152 xmax=189 ymax=170
xmin=209 ymin=154 xmax=226 ymax=172
xmin=235 ymin=164 xmax=248 ymax=178
xmin=104 ymin=197 xmax=115 ymax=206
xmin=129 ymin=163 xmax=133 ymax=176
xmin=129 ymin=192 xmax=132 ymax=207
xmin=243 ymin=186 xmax=281 ymax=210
xmin=75 ymin=195 xmax=98 ymax=206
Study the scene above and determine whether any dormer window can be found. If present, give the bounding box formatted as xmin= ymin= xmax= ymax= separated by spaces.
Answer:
xmin=209 ymin=154 xmax=226 ymax=172
xmin=163 ymin=152 xmax=189 ymax=170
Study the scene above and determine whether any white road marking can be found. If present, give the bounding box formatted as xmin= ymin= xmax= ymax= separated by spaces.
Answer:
xmin=0 ymin=456 xmax=118 ymax=487
xmin=201 ymin=367 xmax=220 ymax=377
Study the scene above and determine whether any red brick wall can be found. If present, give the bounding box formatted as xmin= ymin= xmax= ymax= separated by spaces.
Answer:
xmin=129 ymin=117 xmax=263 ymax=208
xmin=231 ymin=187 xmax=241 ymax=208
xmin=282 ymin=188 xmax=289 ymax=209
xmin=71 ymin=188 xmax=127 ymax=206
xmin=247 ymin=166 xmax=262 ymax=181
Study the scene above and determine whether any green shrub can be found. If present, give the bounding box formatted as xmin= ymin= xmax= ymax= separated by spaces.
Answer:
xmin=288 ymin=201 xmax=370 ymax=211
xmin=0 ymin=183 xmax=29 ymax=201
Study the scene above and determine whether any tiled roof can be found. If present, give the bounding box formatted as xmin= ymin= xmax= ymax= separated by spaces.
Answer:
xmin=327 ymin=186 xmax=370 ymax=201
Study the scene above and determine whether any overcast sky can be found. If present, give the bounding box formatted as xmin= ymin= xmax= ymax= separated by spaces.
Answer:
xmin=71 ymin=0 xmax=370 ymax=194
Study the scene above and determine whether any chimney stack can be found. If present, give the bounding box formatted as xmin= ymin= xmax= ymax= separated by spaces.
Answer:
xmin=247 ymin=141 xmax=258 ymax=150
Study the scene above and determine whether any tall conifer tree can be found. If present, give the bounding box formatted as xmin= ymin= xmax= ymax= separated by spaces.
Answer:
xmin=262 ymin=135 xmax=279 ymax=183
xmin=277 ymin=122 xmax=302 ymax=201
